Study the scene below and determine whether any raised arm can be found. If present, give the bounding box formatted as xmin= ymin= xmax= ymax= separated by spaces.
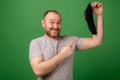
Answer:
xmin=80 ymin=2 xmax=103 ymax=50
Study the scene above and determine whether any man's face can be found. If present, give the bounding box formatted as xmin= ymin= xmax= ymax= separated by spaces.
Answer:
xmin=42 ymin=12 xmax=62 ymax=39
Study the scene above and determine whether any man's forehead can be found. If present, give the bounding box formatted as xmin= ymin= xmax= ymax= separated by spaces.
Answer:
xmin=48 ymin=19 xmax=62 ymax=22
xmin=44 ymin=12 xmax=61 ymax=19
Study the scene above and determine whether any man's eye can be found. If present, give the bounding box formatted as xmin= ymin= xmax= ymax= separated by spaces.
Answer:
xmin=50 ymin=22 xmax=54 ymax=24
xmin=57 ymin=22 xmax=61 ymax=24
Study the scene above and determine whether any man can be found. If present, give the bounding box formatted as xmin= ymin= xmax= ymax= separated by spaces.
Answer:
xmin=29 ymin=2 xmax=103 ymax=80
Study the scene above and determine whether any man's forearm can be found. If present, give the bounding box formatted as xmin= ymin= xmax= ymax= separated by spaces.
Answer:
xmin=95 ymin=15 xmax=103 ymax=43
xmin=35 ymin=53 xmax=64 ymax=77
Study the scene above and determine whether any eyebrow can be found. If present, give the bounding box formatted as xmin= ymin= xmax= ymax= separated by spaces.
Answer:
xmin=49 ymin=19 xmax=62 ymax=22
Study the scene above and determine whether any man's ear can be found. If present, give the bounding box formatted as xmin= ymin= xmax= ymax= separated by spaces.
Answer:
xmin=42 ymin=20 xmax=45 ymax=28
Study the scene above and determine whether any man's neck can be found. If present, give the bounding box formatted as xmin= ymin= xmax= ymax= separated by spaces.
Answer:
xmin=45 ymin=34 xmax=60 ymax=41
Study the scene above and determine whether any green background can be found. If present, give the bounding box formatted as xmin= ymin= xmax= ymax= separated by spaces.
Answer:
xmin=0 ymin=0 xmax=120 ymax=80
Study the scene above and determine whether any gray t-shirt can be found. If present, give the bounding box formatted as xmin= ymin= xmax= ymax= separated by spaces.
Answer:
xmin=29 ymin=35 xmax=83 ymax=80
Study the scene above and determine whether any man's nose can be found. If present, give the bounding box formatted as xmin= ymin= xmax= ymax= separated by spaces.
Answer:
xmin=53 ymin=23 xmax=59 ymax=28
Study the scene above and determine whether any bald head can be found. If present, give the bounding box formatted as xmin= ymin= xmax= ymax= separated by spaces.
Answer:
xmin=43 ymin=10 xmax=62 ymax=20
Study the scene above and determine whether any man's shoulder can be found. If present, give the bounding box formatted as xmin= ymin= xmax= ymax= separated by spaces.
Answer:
xmin=32 ymin=36 xmax=45 ymax=40
xmin=62 ymin=35 xmax=80 ymax=40
xmin=30 ymin=36 xmax=45 ymax=44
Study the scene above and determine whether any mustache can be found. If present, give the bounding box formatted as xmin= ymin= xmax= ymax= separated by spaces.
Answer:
xmin=50 ymin=28 xmax=59 ymax=30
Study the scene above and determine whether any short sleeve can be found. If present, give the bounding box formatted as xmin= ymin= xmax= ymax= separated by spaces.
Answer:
xmin=76 ymin=38 xmax=83 ymax=50
xmin=29 ymin=40 xmax=43 ymax=60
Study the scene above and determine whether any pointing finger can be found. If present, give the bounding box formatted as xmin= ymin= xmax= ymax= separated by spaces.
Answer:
xmin=68 ymin=40 xmax=77 ymax=47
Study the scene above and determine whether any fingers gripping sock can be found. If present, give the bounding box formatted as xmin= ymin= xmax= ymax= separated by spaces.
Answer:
xmin=84 ymin=3 xmax=97 ymax=34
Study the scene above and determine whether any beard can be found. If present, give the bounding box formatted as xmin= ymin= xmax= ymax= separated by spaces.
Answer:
xmin=45 ymin=28 xmax=61 ymax=39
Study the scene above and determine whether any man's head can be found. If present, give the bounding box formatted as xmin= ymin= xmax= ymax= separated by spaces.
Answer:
xmin=42 ymin=10 xmax=62 ymax=39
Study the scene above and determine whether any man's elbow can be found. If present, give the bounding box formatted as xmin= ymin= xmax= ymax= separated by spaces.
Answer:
xmin=96 ymin=41 xmax=102 ymax=46
xmin=33 ymin=70 xmax=45 ymax=77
